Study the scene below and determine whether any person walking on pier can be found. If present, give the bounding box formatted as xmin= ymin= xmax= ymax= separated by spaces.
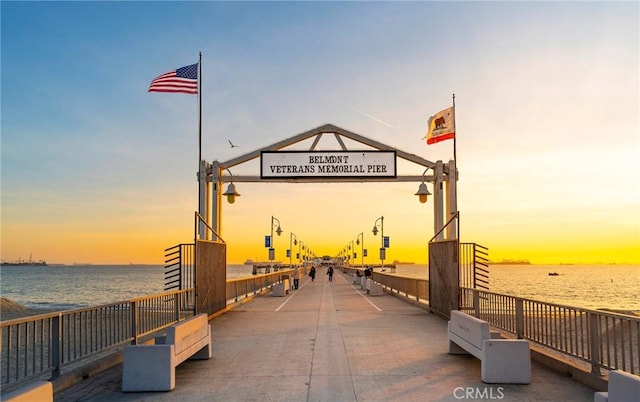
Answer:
xmin=327 ymin=266 xmax=334 ymax=282
xmin=309 ymin=266 xmax=316 ymax=282
xmin=364 ymin=266 xmax=372 ymax=280
xmin=293 ymin=267 xmax=301 ymax=289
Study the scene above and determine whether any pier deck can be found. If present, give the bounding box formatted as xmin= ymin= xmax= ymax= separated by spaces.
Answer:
xmin=54 ymin=270 xmax=594 ymax=401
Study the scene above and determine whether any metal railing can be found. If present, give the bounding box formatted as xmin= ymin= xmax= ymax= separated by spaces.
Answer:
xmin=460 ymin=243 xmax=489 ymax=290
xmin=342 ymin=266 xmax=429 ymax=304
xmin=341 ymin=241 xmax=487 ymax=303
xmin=460 ymin=287 xmax=640 ymax=376
xmin=342 ymin=267 xmax=639 ymax=377
xmin=1 ymin=289 xmax=193 ymax=389
xmin=0 ymin=269 xmax=292 ymax=390
xmin=373 ymin=272 xmax=429 ymax=303
xmin=164 ymin=243 xmax=194 ymax=291
xmin=226 ymin=270 xmax=294 ymax=305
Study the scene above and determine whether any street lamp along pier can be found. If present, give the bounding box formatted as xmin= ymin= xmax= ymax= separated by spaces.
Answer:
xmin=415 ymin=167 xmax=432 ymax=204
xmin=220 ymin=167 xmax=240 ymax=204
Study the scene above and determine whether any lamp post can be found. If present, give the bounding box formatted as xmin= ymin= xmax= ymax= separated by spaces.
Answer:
xmin=221 ymin=167 xmax=241 ymax=204
xmin=372 ymin=216 xmax=385 ymax=268
xmin=415 ymin=167 xmax=432 ymax=204
xmin=349 ymin=241 xmax=355 ymax=266
xmin=269 ymin=216 xmax=283 ymax=265
xmin=289 ymin=232 xmax=298 ymax=268
xmin=356 ymin=232 xmax=364 ymax=268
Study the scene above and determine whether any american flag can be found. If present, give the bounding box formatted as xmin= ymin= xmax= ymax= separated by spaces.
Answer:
xmin=148 ymin=63 xmax=198 ymax=94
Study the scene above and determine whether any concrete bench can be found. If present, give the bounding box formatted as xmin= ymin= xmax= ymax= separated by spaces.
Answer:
xmin=365 ymin=279 xmax=383 ymax=296
xmin=447 ymin=310 xmax=531 ymax=384
xmin=2 ymin=380 xmax=53 ymax=402
xmin=122 ymin=313 xmax=212 ymax=392
xmin=594 ymin=370 xmax=640 ymax=402
xmin=272 ymin=278 xmax=290 ymax=296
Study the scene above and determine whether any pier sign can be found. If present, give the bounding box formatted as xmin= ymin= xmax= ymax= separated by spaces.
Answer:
xmin=261 ymin=151 xmax=396 ymax=179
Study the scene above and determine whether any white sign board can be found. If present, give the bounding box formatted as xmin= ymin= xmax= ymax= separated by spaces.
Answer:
xmin=261 ymin=151 xmax=396 ymax=179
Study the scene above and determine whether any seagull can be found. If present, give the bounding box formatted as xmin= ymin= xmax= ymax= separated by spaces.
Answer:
xmin=228 ymin=140 xmax=239 ymax=148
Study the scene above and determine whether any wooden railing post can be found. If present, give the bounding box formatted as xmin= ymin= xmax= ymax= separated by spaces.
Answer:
xmin=588 ymin=312 xmax=602 ymax=375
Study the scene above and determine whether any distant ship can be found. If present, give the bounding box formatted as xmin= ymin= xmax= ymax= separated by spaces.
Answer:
xmin=1 ymin=255 xmax=48 ymax=266
xmin=490 ymin=259 xmax=531 ymax=265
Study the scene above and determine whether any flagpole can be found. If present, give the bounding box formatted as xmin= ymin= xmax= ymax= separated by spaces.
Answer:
xmin=198 ymin=51 xmax=202 ymax=164
xmin=452 ymin=93 xmax=458 ymax=240
xmin=197 ymin=52 xmax=203 ymax=239
xmin=452 ymin=93 xmax=457 ymax=166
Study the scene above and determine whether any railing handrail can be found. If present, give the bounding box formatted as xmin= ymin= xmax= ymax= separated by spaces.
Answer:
xmin=1 ymin=270 xmax=292 ymax=390
xmin=0 ymin=289 xmax=195 ymax=326
xmin=341 ymin=265 xmax=638 ymax=376
xmin=461 ymin=286 xmax=639 ymax=320
xmin=460 ymin=286 xmax=640 ymax=376
xmin=1 ymin=289 xmax=194 ymax=390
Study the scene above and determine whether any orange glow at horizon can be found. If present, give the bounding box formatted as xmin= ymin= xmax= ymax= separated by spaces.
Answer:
xmin=2 ymin=178 xmax=639 ymax=265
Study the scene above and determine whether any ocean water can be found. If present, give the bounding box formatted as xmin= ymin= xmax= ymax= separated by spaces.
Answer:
xmin=1 ymin=263 xmax=638 ymax=314
xmin=388 ymin=263 xmax=640 ymax=313
xmin=487 ymin=264 xmax=640 ymax=312
xmin=0 ymin=264 xmax=257 ymax=311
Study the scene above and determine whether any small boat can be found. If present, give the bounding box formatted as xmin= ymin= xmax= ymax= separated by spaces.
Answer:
xmin=548 ymin=272 xmax=559 ymax=276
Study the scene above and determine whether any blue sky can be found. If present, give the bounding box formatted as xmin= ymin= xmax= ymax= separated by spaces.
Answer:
xmin=2 ymin=1 xmax=638 ymax=264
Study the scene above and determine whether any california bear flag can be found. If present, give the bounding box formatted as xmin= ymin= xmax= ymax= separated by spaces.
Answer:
xmin=425 ymin=107 xmax=455 ymax=145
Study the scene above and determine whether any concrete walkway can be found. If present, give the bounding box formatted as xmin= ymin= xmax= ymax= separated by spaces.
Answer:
xmin=54 ymin=269 xmax=595 ymax=401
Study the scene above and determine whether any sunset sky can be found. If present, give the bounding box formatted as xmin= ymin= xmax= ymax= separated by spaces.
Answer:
xmin=2 ymin=2 xmax=638 ymax=265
